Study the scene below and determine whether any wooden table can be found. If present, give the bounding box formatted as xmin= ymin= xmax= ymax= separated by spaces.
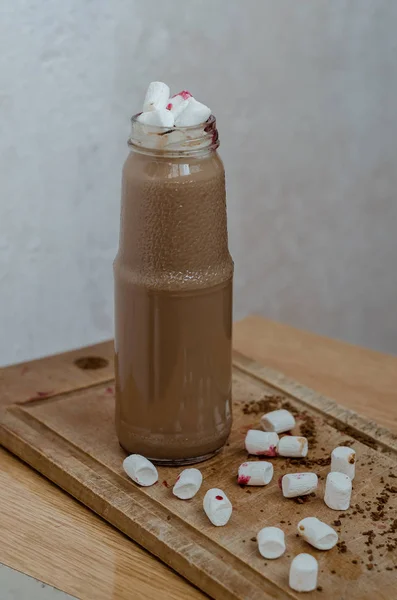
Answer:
xmin=1 ymin=316 xmax=397 ymax=600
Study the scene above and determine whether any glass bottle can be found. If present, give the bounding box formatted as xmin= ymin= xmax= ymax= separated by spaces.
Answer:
xmin=114 ymin=114 xmax=233 ymax=465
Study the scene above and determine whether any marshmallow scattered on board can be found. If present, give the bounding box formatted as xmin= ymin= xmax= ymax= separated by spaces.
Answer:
xmin=281 ymin=472 xmax=318 ymax=498
xmin=143 ymin=81 xmax=170 ymax=112
xmin=123 ymin=454 xmax=158 ymax=487
xmin=257 ymin=527 xmax=286 ymax=559
xmin=324 ymin=472 xmax=352 ymax=510
xmin=261 ymin=409 xmax=296 ymax=434
xmin=289 ymin=554 xmax=318 ymax=593
xmin=237 ymin=461 xmax=274 ymax=486
xmin=203 ymin=489 xmax=232 ymax=526
xmin=277 ymin=436 xmax=308 ymax=458
xmin=245 ymin=430 xmax=279 ymax=456
xmin=137 ymin=109 xmax=174 ymax=128
xmin=331 ymin=446 xmax=356 ymax=480
xmin=173 ymin=468 xmax=203 ymax=499
xmin=297 ymin=517 xmax=338 ymax=550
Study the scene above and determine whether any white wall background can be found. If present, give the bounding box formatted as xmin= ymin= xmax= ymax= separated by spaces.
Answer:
xmin=1 ymin=0 xmax=397 ymax=366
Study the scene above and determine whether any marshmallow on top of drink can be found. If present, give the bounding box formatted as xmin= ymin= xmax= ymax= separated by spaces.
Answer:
xmin=137 ymin=81 xmax=211 ymax=128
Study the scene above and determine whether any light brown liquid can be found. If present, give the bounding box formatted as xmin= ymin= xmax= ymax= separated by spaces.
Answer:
xmin=114 ymin=148 xmax=233 ymax=463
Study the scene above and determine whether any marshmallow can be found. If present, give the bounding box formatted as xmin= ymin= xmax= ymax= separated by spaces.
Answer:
xmin=143 ymin=81 xmax=170 ymax=112
xmin=203 ymin=488 xmax=232 ymax=526
xmin=167 ymin=91 xmax=192 ymax=116
xmin=237 ymin=461 xmax=274 ymax=486
xmin=169 ymin=98 xmax=190 ymax=120
xmin=245 ymin=430 xmax=279 ymax=457
xmin=137 ymin=109 xmax=174 ymax=128
xmin=123 ymin=454 xmax=158 ymax=487
xmin=331 ymin=446 xmax=356 ymax=480
xmin=297 ymin=517 xmax=338 ymax=550
xmin=167 ymin=90 xmax=192 ymax=109
xmin=257 ymin=527 xmax=286 ymax=559
xmin=260 ymin=409 xmax=296 ymax=434
xmin=277 ymin=436 xmax=308 ymax=458
xmin=281 ymin=473 xmax=318 ymax=498
xmin=324 ymin=471 xmax=352 ymax=510
xmin=289 ymin=554 xmax=318 ymax=593
xmin=173 ymin=468 xmax=203 ymax=500
xmin=174 ymin=98 xmax=211 ymax=127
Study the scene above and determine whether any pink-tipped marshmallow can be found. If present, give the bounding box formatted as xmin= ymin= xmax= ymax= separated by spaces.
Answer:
xmin=237 ymin=461 xmax=274 ymax=486
xmin=245 ymin=430 xmax=279 ymax=457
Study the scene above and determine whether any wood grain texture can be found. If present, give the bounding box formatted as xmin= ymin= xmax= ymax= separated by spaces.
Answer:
xmin=1 ymin=315 xmax=397 ymax=600
xmin=0 ymin=449 xmax=206 ymax=600
xmin=0 ymin=340 xmax=205 ymax=600
xmin=1 ymin=349 xmax=396 ymax=599
xmin=0 ymin=341 xmax=114 ymax=408
xmin=234 ymin=316 xmax=397 ymax=433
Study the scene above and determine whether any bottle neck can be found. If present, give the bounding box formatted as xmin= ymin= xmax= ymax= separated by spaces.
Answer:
xmin=128 ymin=113 xmax=219 ymax=158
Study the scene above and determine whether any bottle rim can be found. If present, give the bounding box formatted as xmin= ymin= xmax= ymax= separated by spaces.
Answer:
xmin=128 ymin=113 xmax=219 ymax=156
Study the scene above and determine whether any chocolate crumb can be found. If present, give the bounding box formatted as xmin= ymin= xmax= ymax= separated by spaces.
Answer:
xmin=250 ymin=537 xmax=256 ymax=542
xmin=317 ymin=586 xmax=323 ymax=592
xmin=352 ymin=559 xmax=358 ymax=564
xmin=371 ymin=510 xmax=385 ymax=521
xmin=242 ymin=395 xmax=285 ymax=415
xmin=337 ymin=541 xmax=347 ymax=554
xmin=362 ymin=530 xmax=376 ymax=546
xmin=294 ymin=496 xmax=309 ymax=505
xmin=333 ymin=520 xmax=342 ymax=527
xmin=332 ymin=422 xmax=378 ymax=450
xmin=331 ymin=570 xmax=336 ymax=574
xmin=299 ymin=412 xmax=318 ymax=447
xmin=386 ymin=485 xmax=397 ymax=493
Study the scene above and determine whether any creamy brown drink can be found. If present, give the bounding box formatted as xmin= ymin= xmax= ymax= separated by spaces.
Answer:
xmin=114 ymin=83 xmax=233 ymax=464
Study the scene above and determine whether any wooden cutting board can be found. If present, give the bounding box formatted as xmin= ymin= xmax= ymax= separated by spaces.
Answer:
xmin=0 ymin=349 xmax=396 ymax=600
